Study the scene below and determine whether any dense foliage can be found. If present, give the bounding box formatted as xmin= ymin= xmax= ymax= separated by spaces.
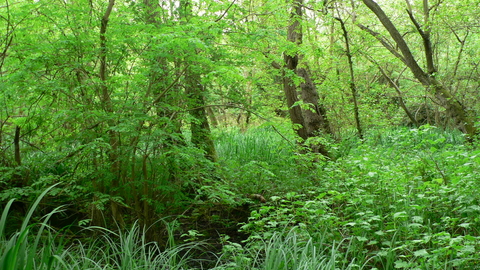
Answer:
xmin=1 ymin=0 xmax=480 ymax=269
xmin=3 ymin=126 xmax=480 ymax=269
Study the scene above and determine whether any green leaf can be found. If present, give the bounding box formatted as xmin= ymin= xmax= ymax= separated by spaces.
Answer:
xmin=393 ymin=211 xmax=408 ymax=219
xmin=413 ymin=249 xmax=429 ymax=257
xmin=356 ymin=236 xmax=368 ymax=242
xmin=394 ymin=260 xmax=411 ymax=268
xmin=0 ymin=199 xmax=15 ymax=239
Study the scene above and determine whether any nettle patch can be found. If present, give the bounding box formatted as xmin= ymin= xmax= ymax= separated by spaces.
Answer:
xmin=234 ymin=127 xmax=480 ymax=269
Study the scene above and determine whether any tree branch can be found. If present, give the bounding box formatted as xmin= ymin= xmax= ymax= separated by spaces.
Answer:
xmin=361 ymin=0 xmax=429 ymax=86
xmin=99 ymin=0 xmax=115 ymax=107
xmin=406 ymin=6 xmax=436 ymax=75
xmin=356 ymin=23 xmax=407 ymax=66
xmin=150 ymin=65 xmax=189 ymax=108
xmin=366 ymin=53 xmax=419 ymax=127
xmin=215 ymin=0 xmax=236 ymax=22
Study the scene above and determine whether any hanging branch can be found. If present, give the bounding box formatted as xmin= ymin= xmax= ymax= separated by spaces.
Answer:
xmin=356 ymin=24 xmax=407 ymax=66
xmin=450 ymin=29 xmax=468 ymax=81
xmin=405 ymin=2 xmax=436 ymax=75
xmin=361 ymin=0 xmax=429 ymax=85
xmin=0 ymin=0 xmax=14 ymax=74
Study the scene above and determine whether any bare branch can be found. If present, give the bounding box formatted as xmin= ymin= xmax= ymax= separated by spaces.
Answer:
xmin=362 ymin=0 xmax=429 ymax=85
xmin=215 ymin=0 xmax=236 ymax=22
xmin=356 ymin=23 xmax=407 ymax=65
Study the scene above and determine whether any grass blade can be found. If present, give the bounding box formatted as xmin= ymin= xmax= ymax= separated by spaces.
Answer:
xmin=0 ymin=199 xmax=15 ymax=239
xmin=20 ymin=183 xmax=60 ymax=232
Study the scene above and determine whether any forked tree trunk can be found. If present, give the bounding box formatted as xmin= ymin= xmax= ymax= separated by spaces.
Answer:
xmin=283 ymin=0 xmax=332 ymax=157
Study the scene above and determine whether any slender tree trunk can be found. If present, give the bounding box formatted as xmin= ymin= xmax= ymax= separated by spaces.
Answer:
xmin=98 ymin=0 xmax=124 ymax=227
xmin=14 ymin=125 xmax=21 ymax=166
xmin=142 ymin=153 xmax=150 ymax=228
xmin=11 ymin=125 xmax=26 ymax=187
xmin=336 ymin=17 xmax=363 ymax=139
xmin=0 ymin=121 xmax=4 ymax=166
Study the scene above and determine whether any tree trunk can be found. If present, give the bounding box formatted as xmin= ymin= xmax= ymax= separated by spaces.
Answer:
xmin=185 ymin=70 xmax=217 ymax=162
xmin=335 ymin=17 xmax=363 ymax=139
xmin=179 ymin=0 xmax=217 ymax=161
xmin=361 ymin=0 xmax=476 ymax=138
xmin=206 ymin=107 xmax=219 ymax=128
xmin=283 ymin=0 xmax=332 ymax=156
xmin=98 ymin=0 xmax=125 ymax=227
xmin=297 ymin=68 xmax=332 ymax=136
xmin=14 ymin=125 xmax=21 ymax=166
xmin=284 ymin=0 xmax=307 ymax=139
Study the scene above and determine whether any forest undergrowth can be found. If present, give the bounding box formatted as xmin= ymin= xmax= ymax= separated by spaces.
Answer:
xmin=2 ymin=125 xmax=480 ymax=269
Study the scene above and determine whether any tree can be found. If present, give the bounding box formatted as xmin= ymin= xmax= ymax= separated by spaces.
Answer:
xmin=282 ymin=0 xmax=332 ymax=156
xmin=334 ymin=15 xmax=363 ymax=139
xmin=179 ymin=0 xmax=217 ymax=162
xmin=360 ymin=0 xmax=477 ymax=138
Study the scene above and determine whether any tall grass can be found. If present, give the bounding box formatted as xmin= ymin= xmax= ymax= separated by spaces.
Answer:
xmin=0 ymin=186 xmax=204 ymax=270
xmin=1 ymin=184 xmax=63 ymax=270
xmin=214 ymin=126 xmax=295 ymax=165
xmin=214 ymin=126 xmax=309 ymax=195
xmin=363 ymin=125 xmax=465 ymax=149
xmin=54 ymin=225 xmax=204 ymax=270
xmin=212 ymin=227 xmax=371 ymax=270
